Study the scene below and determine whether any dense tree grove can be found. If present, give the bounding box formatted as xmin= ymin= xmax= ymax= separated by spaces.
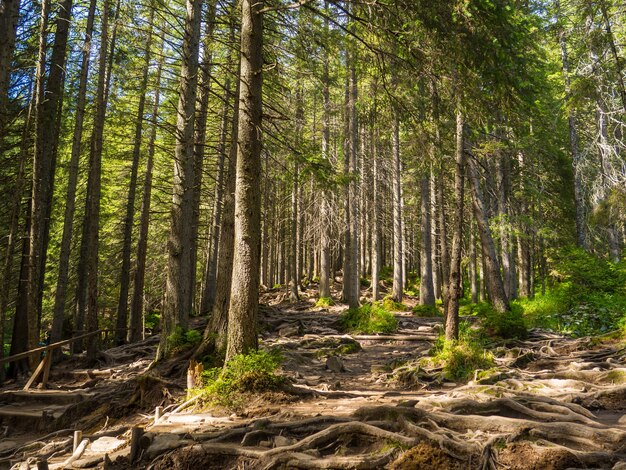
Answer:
xmin=0 ymin=0 xmax=624 ymax=372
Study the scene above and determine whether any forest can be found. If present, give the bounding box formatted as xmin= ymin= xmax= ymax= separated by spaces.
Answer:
xmin=0 ymin=0 xmax=626 ymax=468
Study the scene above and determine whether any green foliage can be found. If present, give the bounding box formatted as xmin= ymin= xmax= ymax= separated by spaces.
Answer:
xmin=381 ymin=296 xmax=408 ymax=312
xmin=412 ymin=304 xmax=441 ymax=317
xmin=200 ymin=349 xmax=285 ymax=411
xmin=315 ymin=296 xmax=335 ymax=307
xmin=514 ymin=248 xmax=626 ymax=337
xmin=145 ymin=311 xmax=160 ymax=331
xmin=426 ymin=322 xmax=495 ymax=381
xmin=339 ymin=303 xmax=398 ymax=334
xmin=481 ymin=306 xmax=528 ymax=340
xmin=167 ymin=326 xmax=202 ymax=355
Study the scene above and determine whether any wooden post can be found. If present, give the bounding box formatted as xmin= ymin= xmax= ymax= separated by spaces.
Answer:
xmin=129 ymin=426 xmax=144 ymax=463
xmin=23 ymin=353 xmax=49 ymax=390
xmin=154 ymin=406 xmax=163 ymax=424
xmin=73 ymin=430 xmax=83 ymax=452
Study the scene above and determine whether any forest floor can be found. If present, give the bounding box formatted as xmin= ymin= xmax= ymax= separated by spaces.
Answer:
xmin=2 ymin=283 xmax=626 ymax=469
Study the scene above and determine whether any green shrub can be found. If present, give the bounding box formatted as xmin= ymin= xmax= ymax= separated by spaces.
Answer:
xmin=381 ymin=296 xmax=408 ymax=312
xmin=480 ymin=305 xmax=528 ymax=339
xmin=167 ymin=326 xmax=202 ymax=355
xmin=315 ymin=296 xmax=335 ymax=307
xmin=412 ymin=304 xmax=441 ymax=317
xmin=426 ymin=322 xmax=494 ymax=381
xmin=200 ymin=349 xmax=285 ymax=411
xmin=340 ymin=303 xmax=398 ymax=334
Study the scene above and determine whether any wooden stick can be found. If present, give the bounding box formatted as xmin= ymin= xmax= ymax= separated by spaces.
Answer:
xmin=23 ymin=353 xmax=49 ymax=391
xmin=154 ymin=406 xmax=163 ymax=424
xmin=73 ymin=430 xmax=83 ymax=452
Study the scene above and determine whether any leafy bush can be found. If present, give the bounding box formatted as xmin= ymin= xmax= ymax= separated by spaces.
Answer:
xmin=426 ymin=322 xmax=495 ymax=381
xmin=481 ymin=305 xmax=528 ymax=339
xmin=200 ymin=349 xmax=285 ymax=411
xmin=340 ymin=303 xmax=398 ymax=334
xmin=381 ymin=296 xmax=408 ymax=312
xmin=167 ymin=326 xmax=202 ymax=355
xmin=513 ymin=248 xmax=626 ymax=337
xmin=412 ymin=304 xmax=441 ymax=317
xmin=315 ymin=296 xmax=335 ymax=307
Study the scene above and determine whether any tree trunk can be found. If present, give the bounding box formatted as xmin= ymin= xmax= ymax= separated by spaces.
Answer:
xmin=497 ymin=146 xmax=516 ymax=300
xmin=0 ymin=0 xmax=21 ymax=138
xmin=419 ymin=176 xmax=435 ymax=306
xmin=469 ymin=220 xmax=478 ymax=303
xmin=391 ymin=110 xmax=403 ymax=303
xmin=27 ymin=0 xmax=72 ymax=358
xmin=467 ymin=153 xmax=510 ymax=314
xmin=50 ymin=0 xmax=97 ymax=347
xmin=370 ymin=125 xmax=380 ymax=301
xmin=556 ymin=0 xmax=586 ymax=249
xmin=158 ymin=0 xmax=203 ymax=359
xmin=430 ymin=164 xmax=441 ymax=301
xmin=318 ymin=38 xmax=332 ymax=299
xmin=190 ymin=0 xmax=218 ymax=312
xmin=129 ymin=41 xmax=164 ymax=344
xmin=200 ymin=24 xmax=234 ymax=315
xmin=115 ymin=8 xmax=155 ymax=345
xmin=84 ymin=0 xmax=116 ymax=362
xmin=445 ymin=111 xmax=466 ymax=341
xmin=224 ymin=0 xmax=264 ymax=362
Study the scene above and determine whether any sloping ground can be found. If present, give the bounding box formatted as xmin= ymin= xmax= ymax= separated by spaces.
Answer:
xmin=3 ymin=295 xmax=626 ymax=469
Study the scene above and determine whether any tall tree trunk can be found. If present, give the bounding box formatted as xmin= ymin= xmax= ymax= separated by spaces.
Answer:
xmin=224 ymin=0 xmax=264 ymax=362
xmin=370 ymin=121 xmax=381 ymax=302
xmin=516 ymin=152 xmax=531 ymax=297
xmin=0 ymin=0 xmax=21 ymax=138
xmin=430 ymin=164 xmax=441 ymax=301
xmin=497 ymin=146 xmax=516 ymax=300
xmin=1 ymin=95 xmax=32 ymax=381
xmin=190 ymin=0 xmax=218 ymax=312
xmin=467 ymin=153 xmax=510 ymax=314
xmin=115 ymin=8 xmax=155 ymax=345
xmin=556 ymin=0 xmax=586 ymax=249
xmin=599 ymin=0 xmax=626 ymax=112
xmin=84 ymin=0 xmax=116 ymax=362
xmin=158 ymin=0 xmax=203 ymax=359
xmin=469 ymin=220 xmax=478 ymax=303
xmin=200 ymin=24 xmax=235 ymax=315
xmin=51 ymin=0 xmax=97 ymax=347
xmin=318 ymin=34 xmax=332 ymax=299
xmin=391 ymin=109 xmax=403 ymax=303
xmin=445 ymin=111 xmax=466 ymax=341
xmin=129 ymin=41 xmax=164 ymax=344
xmin=419 ymin=176 xmax=435 ymax=306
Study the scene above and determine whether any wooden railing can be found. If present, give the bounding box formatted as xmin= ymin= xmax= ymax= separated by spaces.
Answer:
xmin=0 ymin=330 xmax=106 ymax=391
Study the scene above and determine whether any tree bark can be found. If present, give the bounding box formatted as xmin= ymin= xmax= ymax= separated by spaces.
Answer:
xmin=115 ymin=8 xmax=155 ymax=345
xmin=50 ymin=0 xmax=97 ymax=347
xmin=159 ymin=0 xmax=203 ymax=359
xmin=419 ymin=176 xmax=435 ymax=306
xmin=391 ymin=109 xmax=403 ymax=303
xmin=445 ymin=111 xmax=466 ymax=341
xmin=0 ymin=0 xmax=21 ymax=138
xmin=224 ymin=0 xmax=264 ymax=362
xmin=556 ymin=0 xmax=586 ymax=249
xmin=467 ymin=153 xmax=510 ymax=314
xmin=129 ymin=40 xmax=164 ymax=344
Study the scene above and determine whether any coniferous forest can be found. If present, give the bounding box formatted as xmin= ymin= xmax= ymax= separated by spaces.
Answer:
xmin=1 ymin=0 xmax=626 ymax=468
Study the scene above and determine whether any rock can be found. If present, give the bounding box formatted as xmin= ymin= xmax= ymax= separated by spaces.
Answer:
xmin=274 ymin=435 xmax=295 ymax=447
xmin=326 ymin=356 xmax=345 ymax=373
xmin=89 ymin=436 xmax=126 ymax=454
xmin=612 ymin=463 xmax=626 ymax=470
xmin=279 ymin=325 xmax=300 ymax=337
xmin=146 ymin=434 xmax=192 ymax=459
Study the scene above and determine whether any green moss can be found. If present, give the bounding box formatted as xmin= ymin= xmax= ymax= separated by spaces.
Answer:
xmin=339 ymin=303 xmax=398 ymax=334
xmin=315 ymin=296 xmax=335 ymax=307
xmin=605 ymin=370 xmax=626 ymax=384
xmin=199 ymin=349 xmax=286 ymax=411
xmin=166 ymin=326 xmax=203 ymax=356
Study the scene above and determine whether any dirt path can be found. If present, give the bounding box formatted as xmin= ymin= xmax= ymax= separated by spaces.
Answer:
xmin=3 ymin=294 xmax=626 ymax=469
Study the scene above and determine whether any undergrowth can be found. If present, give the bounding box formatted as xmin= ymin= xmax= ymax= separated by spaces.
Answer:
xmin=424 ymin=322 xmax=495 ymax=381
xmin=167 ymin=327 xmax=202 ymax=355
xmin=340 ymin=303 xmax=398 ymax=334
xmin=315 ymin=296 xmax=335 ymax=308
xmin=199 ymin=349 xmax=286 ymax=411
xmin=412 ymin=304 xmax=441 ymax=317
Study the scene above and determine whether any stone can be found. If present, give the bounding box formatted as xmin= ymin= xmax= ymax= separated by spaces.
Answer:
xmin=274 ymin=435 xmax=295 ymax=447
xmin=326 ymin=356 xmax=345 ymax=373
xmin=89 ymin=436 xmax=126 ymax=454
